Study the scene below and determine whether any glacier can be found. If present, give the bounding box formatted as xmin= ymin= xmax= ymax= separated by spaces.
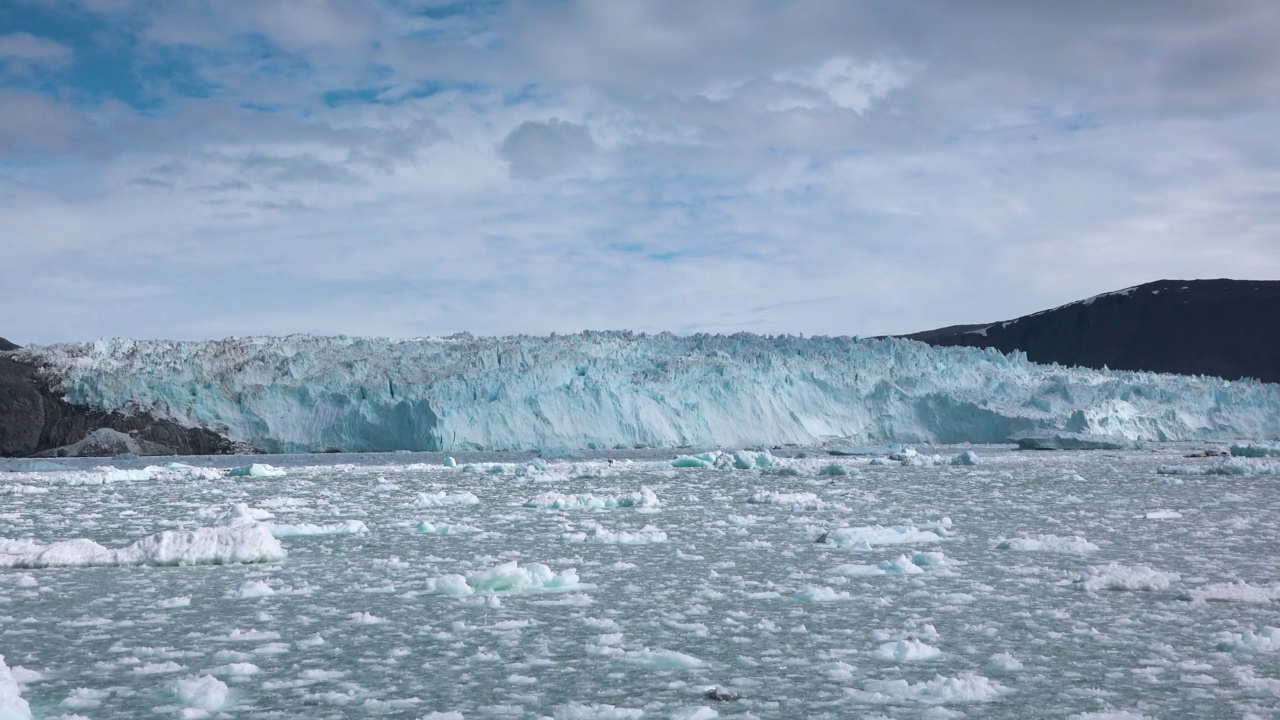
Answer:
xmin=14 ymin=332 xmax=1280 ymax=453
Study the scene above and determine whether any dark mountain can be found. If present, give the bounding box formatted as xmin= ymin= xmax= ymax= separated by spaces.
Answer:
xmin=0 ymin=350 xmax=241 ymax=457
xmin=0 ymin=337 xmax=18 ymax=352
xmin=900 ymin=279 xmax=1280 ymax=383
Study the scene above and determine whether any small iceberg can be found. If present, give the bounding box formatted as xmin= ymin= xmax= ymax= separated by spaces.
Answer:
xmin=227 ymin=463 xmax=287 ymax=478
xmin=423 ymin=561 xmax=582 ymax=596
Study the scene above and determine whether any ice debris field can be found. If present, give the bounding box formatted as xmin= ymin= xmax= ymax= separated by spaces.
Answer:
xmin=5 ymin=444 xmax=1280 ymax=718
xmin=17 ymin=333 xmax=1280 ymax=453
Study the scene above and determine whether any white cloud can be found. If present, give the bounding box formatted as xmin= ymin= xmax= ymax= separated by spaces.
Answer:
xmin=0 ymin=0 xmax=1277 ymax=344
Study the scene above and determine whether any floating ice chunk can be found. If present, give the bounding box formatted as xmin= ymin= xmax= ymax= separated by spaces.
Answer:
xmin=794 ymin=586 xmax=853 ymax=602
xmin=443 ymin=456 xmax=457 ymax=467
xmin=950 ymin=451 xmax=981 ymax=466
xmin=423 ymin=561 xmax=582 ymax=596
xmin=231 ymin=580 xmax=275 ymax=599
xmin=1158 ymin=458 xmax=1280 ymax=476
xmin=878 ymin=554 xmax=925 ymax=575
xmin=733 ymin=449 xmax=776 ymax=469
xmin=748 ymin=491 xmax=826 ymax=509
xmin=858 ymin=673 xmax=1009 ymax=704
xmin=817 ymin=462 xmax=850 ymax=476
xmin=416 ymin=491 xmax=480 ymax=506
xmin=1142 ymin=509 xmax=1182 ymax=519
xmin=988 ymin=653 xmax=1024 ymax=671
xmin=171 ymin=674 xmax=229 ymax=715
xmin=415 ymin=521 xmax=482 ymax=534
xmin=1079 ymin=563 xmax=1179 ymax=592
xmin=824 ymin=524 xmax=946 ymax=549
xmin=269 ymin=520 xmax=368 ymax=538
xmin=618 ymin=649 xmax=704 ymax=669
xmin=996 ymin=534 xmax=1098 ymax=554
xmin=158 ymin=596 xmax=191 ymax=609
xmin=1217 ymin=626 xmax=1280 ymax=653
xmin=49 ymin=466 xmax=156 ymax=486
xmin=563 ymin=523 xmax=667 ymax=545
xmin=525 ymin=487 xmax=659 ymax=510
xmin=911 ymin=551 xmax=948 ymax=568
xmin=1013 ymin=432 xmax=1138 ymax=450
xmin=1230 ymin=442 xmax=1280 ymax=458
xmin=873 ymin=639 xmax=943 ymax=662
xmin=0 ymin=655 xmax=32 ymax=720
xmin=227 ymin=463 xmax=286 ymax=478
xmin=1184 ymin=581 xmax=1280 ymax=603
xmin=218 ymin=504 xmax=275 ymax=524
xmin=669 ymin=708 xmax=718 ymax=720
xmin=672 ymin=453 xmax=716 ymax=469
xmin=553 ymin=703 xmax=643 ymax=719
xmin=0 ymin=523 xmax=286 ymax=569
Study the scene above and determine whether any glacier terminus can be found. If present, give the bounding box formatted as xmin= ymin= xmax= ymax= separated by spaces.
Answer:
xmin=16 ymin=332 xmax=1280 ymax=454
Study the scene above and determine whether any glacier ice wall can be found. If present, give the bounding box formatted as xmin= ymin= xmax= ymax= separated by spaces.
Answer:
xmin=16 ymin=333 xmax=1280 ymax=452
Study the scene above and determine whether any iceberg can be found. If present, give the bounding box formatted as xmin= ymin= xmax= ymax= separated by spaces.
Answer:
xmin=16 ymin=333 xmax=1280 ymax=453
xmin=0 ymin=523 xmax=286 ymax=569
xmin=1012 ymin=431 xmax=1138 ymax=450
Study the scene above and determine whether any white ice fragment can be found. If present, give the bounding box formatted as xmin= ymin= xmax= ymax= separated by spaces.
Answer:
xmin=553 ymin=703 xmax=643 ymax=719
xmin=1185 ymin=581 xmax=1280 ymax=604
xmin=1158 ymin=458 xmax=1280 ymax=476
xmin=269 ymin=520 xmax=368 ymax=537
xmin=1013 ymin=432 xmax=1138 ymax=450
xmin=988 ymin=652 xmax=1024 ymax=671
xmin=1079 ymin=563 xmax=1179 ymax=592
xmin=1230 ymin=442 xmax=1280 ymax=457
xmin=950 ymin=451 xmax=981 ymax=466
xmin=171 ymin=674 xmax=229 ymax=715
xmin=1217 ymin=626 xmax=1280 ymax=653
xmin=423 ymin=561 xmax=582 ymax=596
xmin=227 ymin=463 xmax=286 ymax=478
xmin=0 ymin=523 xmax=286 ymax=569
xmin=562 ymin=523 xmax=667 ymax=545
xmin=525 ymin=487 xmax=659 ymax=510
xmin=416 ymin=491 xmax=480 ymax=507
xmin=415 ymin=521 xmax=482 ymax=534
xmin=231 ymin=580 xmax=275 ymax=599
xmin=0 ymin=655 xmax=32 ymax=720
xmin=823 ymin=524 xmax=945 ymax=549
xmin=1142 ymin=509 xmax=1182 ymax=519
xmin=858 ymin=672 xmax=1009 ymax=704
xmin=873 ymin=639 xmax=943 ymax=662
xmin=748 ymin=490 xmax=825 ymax=509
xmin=996 ymin=534 xmax=1098 ymax=554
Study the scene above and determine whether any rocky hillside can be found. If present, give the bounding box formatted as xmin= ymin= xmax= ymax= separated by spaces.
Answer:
xmin=901 ymin=279 xmax=1280 ymax=383
xmin=0 ymin=347 xmax=241 ymax=457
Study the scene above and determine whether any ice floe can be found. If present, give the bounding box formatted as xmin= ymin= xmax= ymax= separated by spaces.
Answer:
xmin=1182 ymin=581 xmax=1280 ymax=603
xmin=268 ymin=520 xmax=369 ymax=538
xmin=1158 ymin=458 xmax=1280 ymax=475
xmin=227 ymin=463 xmax=287 ymax=478
xmin=414 ymin=521 xmax=482 ymax=534
xmin=423 ymin=561 xmax=582 ymax=596
xmin=1079 ymin=563 xmax=1179 ymax=592
xmin=856 ymin=672 xmax=1010 ymax=704
xmin=818 ymin=521 xmax=950 ymax=550
xmin=562 ymin=523 xmax=668 ymax=545
xmin=1013 ymin=431 xmax=1138 ymax=450
xmin=996 ymin=534 xmax=1099 ymax=553
xmin=0 ymin=523 xmax=286 ymax=569
xmin=872 ymin=638 xmax=944 ymax=662
xmin=524 ymin=488 xmax=660 ymax=510
xmin=1217 ymin=626 xmax=1280 ymax=653
xmin=0 ymin=655 xmax=31 ymax=720
xmin=416 ymin=491 xmax=480 ymax=506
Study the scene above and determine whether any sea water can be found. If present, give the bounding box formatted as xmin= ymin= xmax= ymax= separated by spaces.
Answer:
xmin=2 ymin=444 xmax=1278 ymax=718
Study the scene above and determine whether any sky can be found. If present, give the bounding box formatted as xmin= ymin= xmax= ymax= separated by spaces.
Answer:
xmin=1 ymin=0 xmax=1278 ymax=345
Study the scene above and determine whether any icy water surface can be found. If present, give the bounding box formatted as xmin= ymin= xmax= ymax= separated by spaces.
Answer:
xmin=3 ymin=445 xmax=1280 ymax=719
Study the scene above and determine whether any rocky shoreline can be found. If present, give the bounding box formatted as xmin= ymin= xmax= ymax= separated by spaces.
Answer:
xmin=0 ymin=344 xmax=243 ymax=458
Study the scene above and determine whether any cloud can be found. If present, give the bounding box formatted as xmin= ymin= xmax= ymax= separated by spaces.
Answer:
xmin=0 ymin=32 xmax=73 ymax=67
xmin=499 ymin=119 xmax=596 ymax=179
xmin=0 ymin=0 xmax=1277 ymax=345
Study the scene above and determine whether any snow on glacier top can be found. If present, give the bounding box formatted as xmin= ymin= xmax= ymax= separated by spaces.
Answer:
xmin=16 ymin=332 xmax=1280 ymax=453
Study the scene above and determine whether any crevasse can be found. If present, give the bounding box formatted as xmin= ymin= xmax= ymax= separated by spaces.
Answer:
xmin=17 ymin=332 xmax=1280 ymax=452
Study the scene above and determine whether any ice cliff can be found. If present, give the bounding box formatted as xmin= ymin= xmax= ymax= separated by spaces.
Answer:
xmin=15 ymin=333 xmax=1280 ymax=453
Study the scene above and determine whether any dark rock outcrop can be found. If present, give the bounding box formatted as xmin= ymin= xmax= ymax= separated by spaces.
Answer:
xmin=900 ymin=279 xmax=1280 ymax=384
xmin=0 ymin=337 xmax=18 ymax=352
xmin=0 ymin=351 xmax=241 ymax=457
